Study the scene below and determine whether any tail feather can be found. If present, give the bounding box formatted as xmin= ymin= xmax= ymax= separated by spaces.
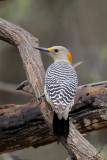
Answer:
xmin=53 ymin=112 xmax=69 ymax=142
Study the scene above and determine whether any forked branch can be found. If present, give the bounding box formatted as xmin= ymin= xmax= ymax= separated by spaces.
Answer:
xmin=0 ymin=18 xmax=106 ymax=160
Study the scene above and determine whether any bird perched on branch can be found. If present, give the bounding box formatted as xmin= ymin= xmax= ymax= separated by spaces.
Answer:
xmin=34 ymin=46 xmax=78 ymax=142
xmin=16 ymin=62 xmax=82 ymax=95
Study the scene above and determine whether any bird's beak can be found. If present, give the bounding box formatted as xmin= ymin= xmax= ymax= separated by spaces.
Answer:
xmin=34 ymin=47 xmax=51 ymax=53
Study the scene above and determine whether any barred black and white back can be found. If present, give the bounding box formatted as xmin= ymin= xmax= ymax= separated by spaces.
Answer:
xmin=44 ymin=61 xmax=78 ymax=140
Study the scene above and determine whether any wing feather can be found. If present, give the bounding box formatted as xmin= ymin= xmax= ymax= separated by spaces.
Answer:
xmin=45 ymin=62 xmax=78 ymax=113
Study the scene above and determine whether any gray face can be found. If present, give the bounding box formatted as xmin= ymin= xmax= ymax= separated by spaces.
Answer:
xmin=34 ymin=46 xmax=71 ymax=63
xmin=49 ymin=46 xmax=69 ymax=54
xmin=47 ymin=46 xmax=70 ymax=62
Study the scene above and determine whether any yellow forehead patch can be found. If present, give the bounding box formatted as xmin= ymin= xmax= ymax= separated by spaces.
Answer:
xmin=67 ymin=52 xmax=72 ymax=64
xmin=48 ymin=47 xmax=52 ymax=51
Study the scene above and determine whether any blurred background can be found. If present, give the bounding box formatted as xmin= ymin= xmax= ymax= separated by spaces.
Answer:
xmin=0 ymin=0 xmax=107 ymax=159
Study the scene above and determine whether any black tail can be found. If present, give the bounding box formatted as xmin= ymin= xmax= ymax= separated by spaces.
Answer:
xmin=53 ymin=112 xmax=69 ymax=142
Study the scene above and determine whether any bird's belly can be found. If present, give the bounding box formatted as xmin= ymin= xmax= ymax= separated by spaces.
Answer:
xmin=44 ymin=85 xmax=52 ymax=106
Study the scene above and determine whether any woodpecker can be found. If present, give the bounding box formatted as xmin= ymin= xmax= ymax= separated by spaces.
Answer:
xmin=16 ymin=62 xmax=81 ymax=95
xmin=37 ymin=46 xmax=78 ymax=141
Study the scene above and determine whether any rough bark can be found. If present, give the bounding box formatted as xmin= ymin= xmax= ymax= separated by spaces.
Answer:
xmin=0 ymin=17 xmax=106 ymax=159
xmin=0 ymin=18 xmax=44 ymax=98
xmin=0 ymin=81 xmax=106 ymax=155
xmin=72 ymin=81 xmax=107 ymax=133
xmin=0 ymin=100 xmax=56 ymax=153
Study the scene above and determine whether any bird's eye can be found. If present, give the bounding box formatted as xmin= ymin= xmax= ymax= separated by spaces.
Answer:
xmin=54 ymin=49 xmax=59 ymax=52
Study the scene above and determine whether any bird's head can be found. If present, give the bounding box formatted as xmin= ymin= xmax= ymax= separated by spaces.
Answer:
xmin=34 ymin=46 xmax=72 ymax=64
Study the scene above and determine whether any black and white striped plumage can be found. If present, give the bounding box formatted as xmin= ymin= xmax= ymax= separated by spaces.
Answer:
xmin=45 ymin=62 xmax=77 ymax=114
xmin=44 ymin=62 xmax=78 ymax=140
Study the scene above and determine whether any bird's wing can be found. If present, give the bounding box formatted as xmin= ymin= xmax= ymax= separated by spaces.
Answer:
xmin=47 ymin=78 xmax=77 ymax=113
xmin=45 ymin=62 xmax=78 ymax=113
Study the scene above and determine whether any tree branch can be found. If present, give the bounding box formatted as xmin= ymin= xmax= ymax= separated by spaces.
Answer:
xmin=0 ymin=17 xmax=106 ymax=159
xmin=0 ymin=82 xmax=107 ymax=153
xmin=0 ymin=18 xmax=44 ymax=98
xmin=0 ymin=100 xmax=56 ymax=153
xmin=72 ymin=81 xmax=107 ymax=133
xmin=0 ymin=81 xmax=106 ymax=155
xmin=0 ymin=81 xmax=32 ymax=97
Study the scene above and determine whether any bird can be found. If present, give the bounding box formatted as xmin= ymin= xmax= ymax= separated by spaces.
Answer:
xmin=34 ymin=46 xmax=78 ymax=142
xmin=16 ymin=62 xmax=81 ymax=96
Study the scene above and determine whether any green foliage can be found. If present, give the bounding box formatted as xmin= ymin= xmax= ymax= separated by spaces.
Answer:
xmin=100 ymin=44 xmax=107 ymax=60
xmin=96 ymin=146 xmax=107 ymax=159
xmin=0 ymin=0 xmax=32 ymax=22
xmin=0 ymin=155 xmax=4 ymax=160
xmin=90 ymin=72 xmax=102 ymax=82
